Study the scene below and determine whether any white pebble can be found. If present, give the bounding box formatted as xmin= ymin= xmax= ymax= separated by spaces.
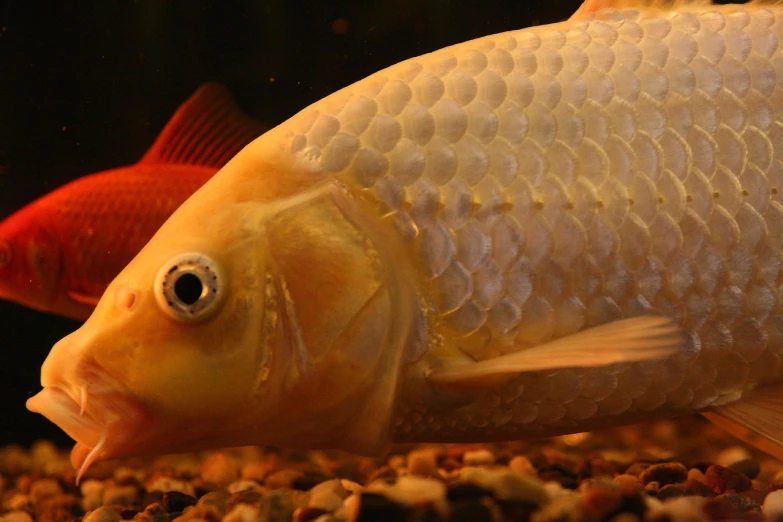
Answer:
xmin=2 ymin=511 xmax=33 ymax=522
xmin=343 ymin=494 xmax=360 ymax=522
xmin=310 ymin=479 xmax=348 ymax=499
xmin=763 ymin=490 xmax=783 ymax=519
xmin=463 ymin=449 xmax=496 ymax=466
xmin=308 ymin=490 xmax=343 ymax=511
xmin=461 ymin=467 xmax=547 ymax=504
xmin=393 ymin=476 xmax=446 ymax=504
xmin=647 ymin=496 xmax=707 ymax=522
xmin=146 ymin=476 xmax=195 ymax=496
xmin=83 ymin=506 xmax=121 ymax=522
xmin=223 ymin=504 xmax=259 ymax=522
xmin=226 ymin=480 xmax=264 ymax=494
xmin=340 ymin=479 xmax=364 ymax=495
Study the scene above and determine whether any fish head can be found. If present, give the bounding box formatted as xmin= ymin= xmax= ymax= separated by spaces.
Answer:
xmin=27 ymin=166 xmax=414 ymax=477
xmin=26 ymin=186 xmax=271 ymax=476
xmin=0 ymin=204 xmax=63 ymax=311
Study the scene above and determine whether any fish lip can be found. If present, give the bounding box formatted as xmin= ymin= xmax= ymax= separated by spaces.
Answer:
xmin=27 ymin=374 xmax=152 ymax=477
xmin=26 ymin=386 xmax=103 ymax=448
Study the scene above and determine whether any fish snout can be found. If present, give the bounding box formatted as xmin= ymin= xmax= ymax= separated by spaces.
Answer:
xmin=27 ymin=330 xmax=152 ymax=479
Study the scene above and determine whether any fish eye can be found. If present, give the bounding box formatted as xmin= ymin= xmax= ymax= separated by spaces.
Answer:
xmin=0 ymin=240 xmax=10 ymax=269
xmin=154 ymin=253 xmax=224 ymax=322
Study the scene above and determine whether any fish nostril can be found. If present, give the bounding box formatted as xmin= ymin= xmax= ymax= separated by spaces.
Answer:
xmin=115 ymin=286 xmax=137 ymax=311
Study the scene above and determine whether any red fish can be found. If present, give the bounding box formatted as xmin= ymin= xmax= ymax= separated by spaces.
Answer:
xmin=0 ymin=83 xmax=266 ymax=320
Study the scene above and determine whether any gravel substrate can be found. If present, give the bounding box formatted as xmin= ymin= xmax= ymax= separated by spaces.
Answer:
xmin=4 ymin=416 xmax=783 ymax=522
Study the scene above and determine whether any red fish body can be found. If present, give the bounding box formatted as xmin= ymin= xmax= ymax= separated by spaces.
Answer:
xmin=0 ymin=84 xmax=264 ymax=320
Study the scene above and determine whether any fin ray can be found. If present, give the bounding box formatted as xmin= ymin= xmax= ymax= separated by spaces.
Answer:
xmin=140 ymin=83 xmax=267 ymax=168
xmin=704 ymin=383 xmax=783 ymax=460
xmin=429 ymin=316 xmax=682 ymax=391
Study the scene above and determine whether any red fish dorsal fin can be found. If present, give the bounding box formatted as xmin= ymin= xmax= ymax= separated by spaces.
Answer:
xmin=570 ymin=0 xmax=712 ymax=19
xmin=140 ymin=82 xmax=266 ymax=168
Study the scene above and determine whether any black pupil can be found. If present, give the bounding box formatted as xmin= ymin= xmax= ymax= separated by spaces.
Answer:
xmin=174 ymin=272 xmax=204 ymax=306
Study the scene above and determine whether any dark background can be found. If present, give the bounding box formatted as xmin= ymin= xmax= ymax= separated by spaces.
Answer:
xmin=1 ymin=0 xmax=610 ymax=447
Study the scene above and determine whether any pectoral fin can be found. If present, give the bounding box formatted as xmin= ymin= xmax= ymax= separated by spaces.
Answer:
xmin=429 ymin=316 xmax=682 ymax=391
xmin=703 ymin=384 xmax=783 ymax=461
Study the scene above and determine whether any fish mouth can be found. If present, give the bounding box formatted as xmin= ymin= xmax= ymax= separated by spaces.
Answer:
xmin=27 ymin=383 xmax=152 ymax=482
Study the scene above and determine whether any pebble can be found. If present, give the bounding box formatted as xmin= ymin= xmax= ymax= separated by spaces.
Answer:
xmin=223 ymin=504 xmax=259 ymax=522
xmin=638 ymin=462 xmax=688 ymax=486
xmin=310 ymin=479 xmax=348 ymax=499
xmin=763 ymin=489 xmax=783 ymax=519
xmin=308 ymin=490 xmax=343 ymax=512
xmin=720 ymin=492 xmax=761 ymax=512
xmin=293 ymin=471 xmax=335 ymax=492
xmin=29 ymin=478 xmax=62 ymax=503
xmin=354 ymin=492 xmax=408 ymax=522
xmin=103 ymin=485 xmax=140 ymax=506
xmin=705 ymin=464 xmax=753 ymax=493
xmin=146 ymin=476 xmax=196 ymax=496
xmin=581 ymin=486 xmax=623 ymax=517
xmin=509 ymin=455 xmax=536 ymax=476
xmin=83 ymin=506 xmax=122 ymax=522
xmin=730 ymin=459 xmax=762 ymax=480
xmin=446 ymin=499 xmax=494 ymax=522
xmin=657 ymin=484 xmax=686 ymax=500
xmin=1 ymin=511 xmax=33 ymax=522
xmin=258 ymin=490 xmax=295 ymax=521
xmin=340 ymin=479 xmax=363 ymax=495
xmin=197 ymin=490 xmax=230 ymax=514
xmin=4 ymin=418 xmax=783 ymax=522
xmin=688 ymin=468 xmax=707 ymax=484
xmin=293 ymin=506 xmax=328 ymax=522
xmin=201 ymin=453 xmax=240 ymax=485
xmin=407 ymin=448 xmax=439 ymax=476
xmin=446 ymin=482 xmax=494 ymax=502
xmin=162 ymin=490 xmax=198 ymax=512
xmin=462 ymin=450 xmax=495 ymax=466
xmin=226 ymin=480 xmax=264 ymax=494
xmin=716 ymin=446 xmax=754 ymax=468
xmin=265 ymin=468 xmax=305 ymax=489
xmin=382 ymin=475 xmax=447 ymax=509
xmin=460 ymin=467 xmax=547 ymax=504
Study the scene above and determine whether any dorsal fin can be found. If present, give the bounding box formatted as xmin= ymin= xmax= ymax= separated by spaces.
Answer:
xmin=570 ymin=0 xmax=713 ymax=19
xmin=140 ymin=82 xmax=267 ymax=168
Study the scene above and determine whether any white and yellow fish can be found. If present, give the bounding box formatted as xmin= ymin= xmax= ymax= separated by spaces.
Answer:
xmin=27 ymin=0 xmax=783 ymax=478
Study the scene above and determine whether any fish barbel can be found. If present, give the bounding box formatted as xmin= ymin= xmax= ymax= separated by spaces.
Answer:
xmin=27 ymin=0 xmax=783 ymax=478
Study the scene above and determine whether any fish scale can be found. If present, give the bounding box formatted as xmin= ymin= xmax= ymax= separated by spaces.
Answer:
xmin=255 ymin=3 xmax=783 ymax=440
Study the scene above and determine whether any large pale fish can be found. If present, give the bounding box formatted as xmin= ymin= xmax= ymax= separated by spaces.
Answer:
xmin=27 ymin=0 xmax=783 ymax=479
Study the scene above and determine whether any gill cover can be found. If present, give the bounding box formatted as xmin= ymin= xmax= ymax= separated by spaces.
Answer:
xmin=261 ymin=181 xmax=417 ymax=455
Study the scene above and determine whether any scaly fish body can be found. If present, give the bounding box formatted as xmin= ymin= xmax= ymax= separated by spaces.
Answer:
xmin=0 ymin=84 xmax=264 ymax=320
xmin=27 ymin=0 xmax=783 ymax=475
